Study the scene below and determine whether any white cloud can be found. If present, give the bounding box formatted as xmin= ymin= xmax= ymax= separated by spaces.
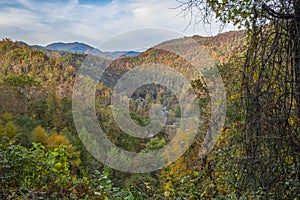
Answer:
xmin=0 ymin=0 xmax=235 ymax=50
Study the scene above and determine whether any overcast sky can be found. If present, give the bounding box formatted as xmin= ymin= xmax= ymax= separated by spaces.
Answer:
xmin=0 ymin=0 xmax=236 ymax=51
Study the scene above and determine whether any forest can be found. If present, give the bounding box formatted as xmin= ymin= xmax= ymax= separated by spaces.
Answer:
xmin=1 ymin=0 xmax=300 ymax=199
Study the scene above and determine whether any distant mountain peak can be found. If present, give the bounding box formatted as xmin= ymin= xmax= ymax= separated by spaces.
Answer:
xmin=45 ymin=42 xmax=98 ymax=54
xmin=43 ymin=42 xmax=140 ymax=58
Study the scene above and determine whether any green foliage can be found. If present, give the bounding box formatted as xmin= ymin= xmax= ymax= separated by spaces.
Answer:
xmin=0 ymin=139 xmax=112 ymax=199
xmin=142 ymin=137 xmax=166 ymax=152
xmin=0 ymin=139 xmax=49 ymax=198
xmin=90 ymin=167 xmax=132 ymax=199
xmin=2 ymin=74 xmax=40 ymax=88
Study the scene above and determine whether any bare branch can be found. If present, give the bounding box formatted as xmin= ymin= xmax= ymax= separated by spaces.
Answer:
xmin=262 ymin=3 xmax=297 ymax=19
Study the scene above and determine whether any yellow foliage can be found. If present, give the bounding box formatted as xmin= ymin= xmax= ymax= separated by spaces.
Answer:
xmin=46 ymin=132 xmax=70 ymax=150
xmin=288 ymin=118 xmax=294 ymax=126
xmin=161 ymin=156 xmax=189 ymax=193
xmin=1 ymin=121 xmax=18 ymax=139
xmin=217 ymin=128 xmax=230 ymax=147
xmin=2 ymin=112 xmax=13 ymax=121
xmin=164 ymin=181 xmax=173 ymax=192
xmin=229 ymin=93 xmax=240 ymax=100
xmin=285 ymin=156 xmax=294 ymax=165
xmin=32 ymin=125 xmax=47 ymax=144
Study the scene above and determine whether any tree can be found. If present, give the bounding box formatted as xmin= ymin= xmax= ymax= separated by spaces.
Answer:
xmin=32 ymin=125 xmax=47 ymax=144
xmin=0 ymin=121 xmax=18 ymax=139
xmin=0 ymin=74 xmax=41 ymax=115
xmin=179 ymin=0 xmax=300 ymax=113
xmin=178 ymin=0 xmax=300 ymax=198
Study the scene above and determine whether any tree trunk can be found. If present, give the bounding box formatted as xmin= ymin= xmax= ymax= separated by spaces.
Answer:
xmin=294 ymin=0 xmax=300 ymax=118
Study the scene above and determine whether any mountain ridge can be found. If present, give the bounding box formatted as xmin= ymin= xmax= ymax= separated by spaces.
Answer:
xmin=0 ymin=30 xmax=246 ymax=98
xmin=16 ymin=30 xmax=245 ymax=60
xmin=44 ymin=42 xmax=141 ymax=58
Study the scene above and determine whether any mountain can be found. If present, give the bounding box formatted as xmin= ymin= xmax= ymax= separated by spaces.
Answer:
xmin=45 ymin=42 xmax=104 ymax=55
xmin=106 ymin=50 xmax=141 ymax=58
xmin=0 ymin=30 xmax=245 ymax=96
xmin=44 ymin=42 xmax=140 ymax=58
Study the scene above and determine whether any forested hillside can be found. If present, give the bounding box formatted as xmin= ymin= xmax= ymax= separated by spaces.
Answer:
xmin=0 ymin=28 xmax=299 ymax=199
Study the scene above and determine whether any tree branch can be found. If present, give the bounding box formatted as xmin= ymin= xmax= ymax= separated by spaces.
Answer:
xmin=262 ymin=3 xmax=297 ymax=19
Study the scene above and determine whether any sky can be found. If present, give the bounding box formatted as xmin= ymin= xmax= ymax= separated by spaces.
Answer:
xmin=0 ymin=0 xmax=236 ymax=51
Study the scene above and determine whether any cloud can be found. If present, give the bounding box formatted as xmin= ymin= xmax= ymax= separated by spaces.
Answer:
xmin=98 ymin=28 xmax=184 ymax=51
xmin=0 ymin=0 xmax=235 ymax=50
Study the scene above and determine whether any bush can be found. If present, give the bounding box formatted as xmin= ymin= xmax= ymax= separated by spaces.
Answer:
xmin=0 ymin=138 xmax=94 ymax=199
